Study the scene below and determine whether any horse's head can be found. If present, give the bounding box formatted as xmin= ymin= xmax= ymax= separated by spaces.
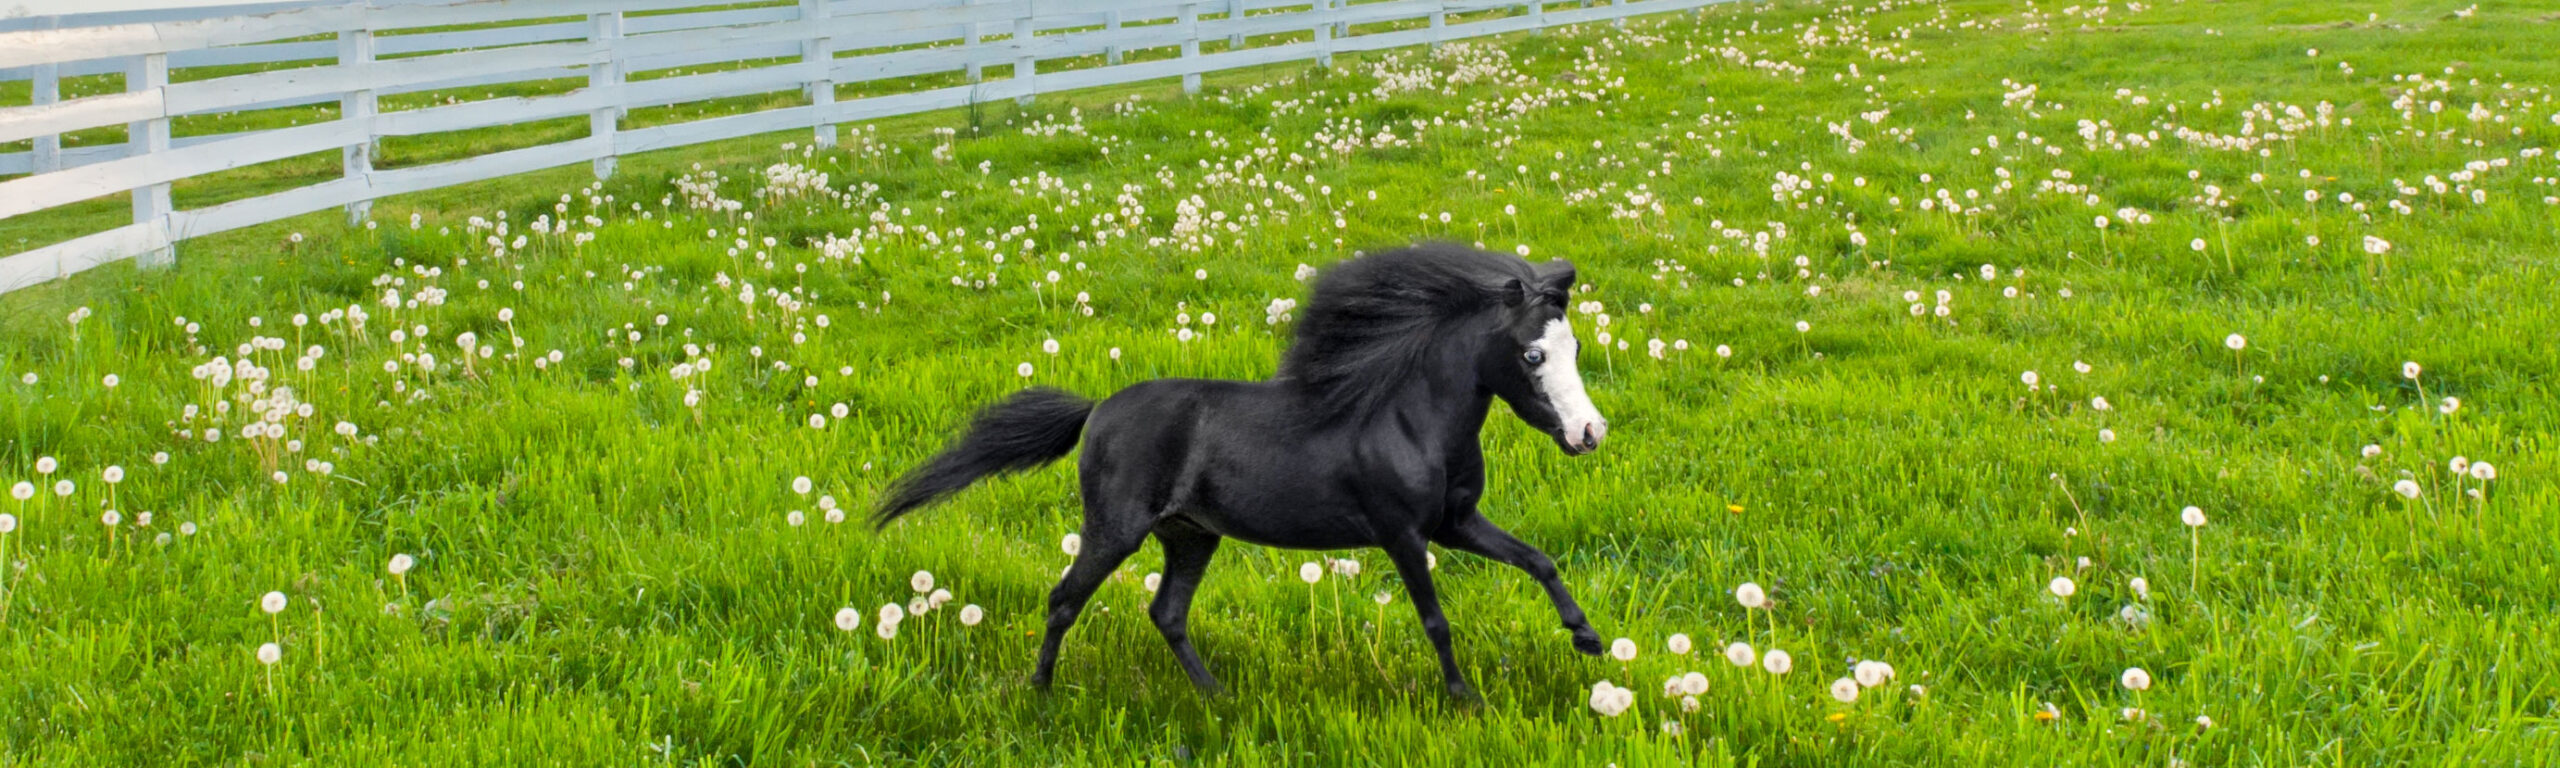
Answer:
xmin=1482 ymin=259 xmax=1607 ymax=455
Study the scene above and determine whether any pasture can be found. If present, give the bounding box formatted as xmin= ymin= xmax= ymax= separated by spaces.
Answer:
xmin=4 ymin=0 xmax=2557 ymax=764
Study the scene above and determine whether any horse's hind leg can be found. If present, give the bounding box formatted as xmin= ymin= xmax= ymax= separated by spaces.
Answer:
xmin=1382 ymin=534 xmax=1481 ymax=703
xmin=1432 ymin=513 xmax=1605 ymax=657
xmin=1148 ymin=522 xmax=1225 ymax=693
xmin=1030 ymin=515 xmax=1146 ymax=690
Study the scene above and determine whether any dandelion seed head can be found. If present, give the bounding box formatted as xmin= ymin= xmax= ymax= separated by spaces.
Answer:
xmin=2121 ymin=667 xmax=2153 ymax=691
xmin=1854 ymin=660 xmax=1895 ymax=687
xmin=1761 ymin=649 xmax=1793 ymax=675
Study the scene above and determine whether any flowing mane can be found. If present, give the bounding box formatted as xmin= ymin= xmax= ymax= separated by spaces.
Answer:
xmin=1277 ymin=243 xmax=1541 ymax=421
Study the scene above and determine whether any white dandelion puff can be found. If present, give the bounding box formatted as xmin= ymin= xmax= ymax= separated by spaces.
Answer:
xmin=1854 ymin=660 xmax=1895 ymax=687
xmin=2121 ymin=667 xmax=2152 ymax=691
xmin=1761 ymin=649 xmax=1793 ymax=675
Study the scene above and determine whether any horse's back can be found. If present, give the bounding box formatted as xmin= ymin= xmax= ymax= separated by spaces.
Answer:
xmin=1080 ymin=378 xmax=1392 ymax=548
xmin=1079 ymin=378 xmax=1268 ymax=507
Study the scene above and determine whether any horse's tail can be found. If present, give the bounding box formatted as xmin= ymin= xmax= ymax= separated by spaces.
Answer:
xmin=872 ymin=387 xmax=1095 ymax=529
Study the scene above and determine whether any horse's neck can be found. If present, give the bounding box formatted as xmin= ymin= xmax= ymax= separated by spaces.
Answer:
xmin=1379 ymin=368 xmax=1492 ymax=452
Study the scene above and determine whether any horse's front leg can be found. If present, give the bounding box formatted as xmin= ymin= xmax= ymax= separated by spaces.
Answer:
xmin=1381 ymin=533 xmax=1481 ymax=703
xmin=1432 ymin=512 xmax=1604 ymax=656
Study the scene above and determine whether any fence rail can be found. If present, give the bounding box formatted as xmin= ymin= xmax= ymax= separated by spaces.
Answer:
xmin=0 ymin=0 xmax=1732 ymax=294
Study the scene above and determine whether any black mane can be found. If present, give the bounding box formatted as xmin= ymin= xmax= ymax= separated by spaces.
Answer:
xmin=1277 ymin=243 xmax=1541 ymax=421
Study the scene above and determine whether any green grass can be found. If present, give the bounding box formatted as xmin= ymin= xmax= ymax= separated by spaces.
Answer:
xmin=5 ymin=0 xmax=2560 ymax=764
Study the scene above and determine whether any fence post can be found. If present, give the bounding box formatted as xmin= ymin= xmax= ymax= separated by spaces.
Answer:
xmin=964 ymin=0 xmax=983 ymax=83
xmin=128 ymin=54 xmax=173 ymax=270
xmin=340 ymin=15 xmax=377 ymax=226
xmin=30 ymin=18 xmax=60 ymax=174
xmin=1430 ymin=0 xmax=1447 ymax=51
xmin=1104 ymin=10 xmax=1123 ymax=65
xmin=1227 ymin=0 xmax=1245 ymax=49
xmin=1314 ymin=0 xmax=1332 ymax=69
xmin=1530 ymin=1 xmax=1546 ymax=35
xmin=802 ymin=0 xmax=837 ymax=148
xmin=1180 ymin=3 xmax=1201 ymax=95
xmin=1614 ymin=0 xmax=1628 ymax=28
xmin=1013 ymin=9 xmax=1035 ymax=106
xmin=590 ymin=11 xmax=623 ymax=179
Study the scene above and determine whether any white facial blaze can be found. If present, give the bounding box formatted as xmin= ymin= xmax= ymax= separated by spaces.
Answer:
xmin=1532 ymin=319 xmax=1607 ymax=449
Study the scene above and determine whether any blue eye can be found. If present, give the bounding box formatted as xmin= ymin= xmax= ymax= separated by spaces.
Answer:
xmin=1524 ymin=348 xmax=1546 ymax=365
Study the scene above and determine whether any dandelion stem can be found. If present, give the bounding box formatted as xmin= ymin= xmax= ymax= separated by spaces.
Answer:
xmin=2216 ymin=219 xmax=2236 ymax=275
xmin=2187 ymin=527 xmax=2200 ymax=595
xmin=1306 ymin=583 xmax=1318 ymax=656
xmin=0 ymin=532 xmax=12 ymax=622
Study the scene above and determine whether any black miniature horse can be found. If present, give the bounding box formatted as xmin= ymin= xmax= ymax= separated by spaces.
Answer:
xmin=873 ymin=243 xmax=1610 ymax=700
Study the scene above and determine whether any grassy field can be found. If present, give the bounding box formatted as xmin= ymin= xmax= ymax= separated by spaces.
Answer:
xmin=5 ymin=0 xmax=2559 ymax=764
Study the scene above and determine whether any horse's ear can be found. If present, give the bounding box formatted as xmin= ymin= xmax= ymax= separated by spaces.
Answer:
xmin=1499 ymin=277 xmax=1528 ymax=307
xmin=1538 ymin=259 xmax=1578 ymax=297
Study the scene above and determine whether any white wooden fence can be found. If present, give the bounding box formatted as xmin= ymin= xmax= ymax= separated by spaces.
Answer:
xmin=0 ymin=0 xmax=1735 ymax=294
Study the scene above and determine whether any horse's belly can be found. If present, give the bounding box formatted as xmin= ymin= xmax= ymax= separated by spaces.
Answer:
xmin=1178 ymin=474 xmax=1418 ymax=550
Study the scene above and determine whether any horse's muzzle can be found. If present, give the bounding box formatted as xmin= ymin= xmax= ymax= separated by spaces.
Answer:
xmin=1563 ymin=421 xmax=1606 ymax=455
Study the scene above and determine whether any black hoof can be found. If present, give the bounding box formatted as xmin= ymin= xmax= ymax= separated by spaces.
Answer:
xmin=1446 ymin=681 xmax=1484 ymax=706
xmin=1570 ymin=627 xmax=1605 ymax=656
